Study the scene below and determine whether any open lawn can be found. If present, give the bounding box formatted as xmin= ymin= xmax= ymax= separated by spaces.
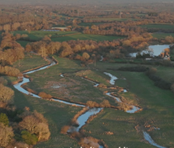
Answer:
xmin=25 ymin=56 xmax=115 ymax=105
xmin=12 ymin=31 xmax=79 ymax=41
xmin=152 ymin=32 xmax=174 ymax=39
xmin=51 ymin=33 xmax=125 ymax=42
xmin=83 ymin=63 xmax=174 ymax=147
xmin=140 ymin=24 xmax=174 ymax=30
xmin=13 ymin=54 xmax=48 ymax=72
xmin=17 ymin=40 xmax=31 ymax=47
xmin=83 ymin=109 xmax=154 ymax=148
xmin=92 ymin=59 xmax=174 ymax=83
xmin=153 ymin=65 xmax=174 ymax=83
xmin=13 ymin=30 xmax=125 ymax=42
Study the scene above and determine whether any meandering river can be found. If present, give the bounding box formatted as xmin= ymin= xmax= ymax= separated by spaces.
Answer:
xmin=13 ymin=58 xmax=166 ymax=148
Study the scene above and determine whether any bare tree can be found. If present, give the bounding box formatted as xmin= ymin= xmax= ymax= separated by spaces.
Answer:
xmin=0 ymin=84 xmax=14 ymax=103
xmin=0 ymin=123 xmax=14 ymax=147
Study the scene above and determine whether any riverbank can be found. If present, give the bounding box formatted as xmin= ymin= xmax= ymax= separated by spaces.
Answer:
xmin=10 ymin=54 xmax=173 ymax=147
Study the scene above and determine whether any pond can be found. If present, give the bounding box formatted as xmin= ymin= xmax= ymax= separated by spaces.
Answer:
xmin=130 ymin=44 xmax=170 ymax=57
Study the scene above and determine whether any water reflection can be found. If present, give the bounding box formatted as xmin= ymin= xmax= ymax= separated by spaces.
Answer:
xmin=130 ymin=45 xmax=170 ymax=57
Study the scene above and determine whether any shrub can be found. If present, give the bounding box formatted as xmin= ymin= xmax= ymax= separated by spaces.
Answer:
xmin=100 ymin=100 xmax=111 ymax=107
xmin=146 ymin=67 xmax=157 ymax=75
xmin=61 ymin=125 xmax=70 ymax=134
xmin=0 ymin=113 xmax=9 ymax=126
xmin=21 ymin=130 xmax=38 ymax=145
xmin=86 ymin=101 xmax=99 ymax=108
xmin=82 ymin=52 xmax=90 ymax=60
xmin=38 ymin=92 xmax=52 ymax=100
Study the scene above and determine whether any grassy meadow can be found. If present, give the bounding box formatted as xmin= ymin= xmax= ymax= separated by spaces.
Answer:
xmin=152 ymin=32 xmax=174 ymax=39
xmin=13 ymin=54 xmax=48 ymax=72
xmin=51 ymin=33 xmax=124 ymax=42
xmin=83 ymin=62 xmax=174 ymax=148
xmin=10 ymin=53 xmax=174 ymax=148
xmin=13 ymin=30 xmax=125 ymax=46
xmin=140 ymin=24 xmax=174 ymax=30
xmin=24 ymin=56 xmax=115 ymax=105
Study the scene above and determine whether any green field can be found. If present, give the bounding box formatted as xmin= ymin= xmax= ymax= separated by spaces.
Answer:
xmin=78 ymin=22 xmax=104 ymax=26
xmin=152 ymin=32 xmax=174 ymax=39
xmin=17 ymin=40 xmax=31 ymax=47
xmin=13 ymin=54 xmax=48 ymax=72
xmin=93 ymin=60 xmax=174 ymax=83
xmin=153 ymin=65 xmax=174 ymax=83
xmin=51 ymin=33 xmax=124 ymax=42
xmin=13 ymin=30 xmax=124 ymax=43
xmin=24 ymin=56 xmax=115 ymax=105
xmin=140 ymin=24 xmax=174 ymax=30
xmin=12 ymin=31 xmax=79 ymax=41
xmin=10 ymin=54 xmax=174 ymax=148
xmin=83 ymin=63 xmax=174 ymax=148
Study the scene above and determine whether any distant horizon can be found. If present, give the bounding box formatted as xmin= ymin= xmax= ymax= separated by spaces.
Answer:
xmin=0 ymin=0 xmax=174 ymax=5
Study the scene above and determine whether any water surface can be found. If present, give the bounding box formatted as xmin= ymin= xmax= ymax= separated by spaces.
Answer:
xmin=130 ymin=45 xmax=170 ymax=57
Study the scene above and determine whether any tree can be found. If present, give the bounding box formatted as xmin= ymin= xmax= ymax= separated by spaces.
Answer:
xmin=82 ymin=52 xmax=90 ymax=60
xmin=19 ymin=115 xmax=39 ymax=134
xmin=122 ymin=40 xmax=131 ymax=46
xmin=33 ymin=110 xmax=47 ymax=124
xmin=0 ymin=123 xmax=14 ymax=147
xmin=19 ymin=111 xmax=50 ymax=142
xmin=165 ymin=36 xmax=174 ymax=43
xmin=0 ymin=84 xmax=14 ymax=103
xmin=35 ymin=123 xmax=50 ymax=141
xmin=86 ymin=101 xmax=99 ymax=107
xmin=21 ymin=130 xmax=38 ymax=145
xmin=0 ymin=113 xmax=9 ymax=126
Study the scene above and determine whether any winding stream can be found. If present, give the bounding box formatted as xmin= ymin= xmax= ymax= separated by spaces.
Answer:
xmin=103 ymin=72 xmax=165 ymax=147
xmin=143 ymin=131 xmax=166 ymax=148
xmin=103 ymin=72 xmax=140 ymax=113
xmin=72 ymin=108 xmax=102 ymax=132
xmin=13 ymin=58 xmax=165 ymax=148
xmin=104 ymin=72 xmax=117 ymax=85
xmin=13 ymin=60 xmax=103 ymax=147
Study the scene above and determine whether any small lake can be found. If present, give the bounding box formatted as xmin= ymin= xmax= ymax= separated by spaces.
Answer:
xmin=130 ymin=44 xmax=170 ymax=57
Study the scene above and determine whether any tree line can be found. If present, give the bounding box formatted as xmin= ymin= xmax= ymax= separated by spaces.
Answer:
xmin=0 ymin=33 xmax=24 ymax=76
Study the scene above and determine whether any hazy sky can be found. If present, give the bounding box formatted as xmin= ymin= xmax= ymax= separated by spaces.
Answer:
xmin=0 ymin=0 xmax=173 ymax=4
